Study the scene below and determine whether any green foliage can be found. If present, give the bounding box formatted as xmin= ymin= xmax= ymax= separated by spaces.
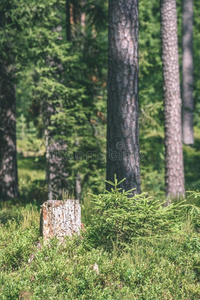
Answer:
xmin=1 ymin=0 xmax=200 ymax=295
xmin=16 ymin=0 xmax=108 ymax=196
xmin=0 ymin=203 xmax=200 ymax=299
xmin=17 ymin=155 xmax=46 ymax=204
xmin=183 ymin=128 xmax=200 ymax=191
xmin=0 ymin=204 xmax=39 ymax=271
xmin=1 ymin=0 xmax=200 ymax=199
xmin=85 ymin=177 xmax=192 ymax=250
xmin=184 ymin=191 xmax=200 ymax=230
xmin=138 ymin=0 xmax=165 ymax=194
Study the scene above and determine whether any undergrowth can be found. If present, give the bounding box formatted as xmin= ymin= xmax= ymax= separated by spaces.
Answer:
xmin=0 ymin=182 xmax=200 ymax=299
xmin=85 ymin=177 xmax=200 ymax=251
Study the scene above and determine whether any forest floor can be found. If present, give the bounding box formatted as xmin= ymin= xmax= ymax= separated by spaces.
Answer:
xmin=0 ymin=135 xmax=200 ymax=299
xmin=0 ymin=200 xmax=200 ymax=299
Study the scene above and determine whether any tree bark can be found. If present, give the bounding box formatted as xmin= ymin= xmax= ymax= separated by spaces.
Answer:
xmin=182 ymin=0 xmax=194 ymax=145
xmin=161 ymin=0 xmax=185 ymax=199
xmin=66 ymin=0 xmax=71 ymax=41
xmin=66 ymin=1 xmax=83 ymax=200
xmin=74 ymin=172 xmax=82 ymax=200
xmin=0 ymin=62 xmax=19 ymax=200
xmin=107 ymin=0 xmax=141 ymax=195
xmin=43 ymin=100 xmax=68 ymax=200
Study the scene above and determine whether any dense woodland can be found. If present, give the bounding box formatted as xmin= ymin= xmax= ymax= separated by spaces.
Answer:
xmin=0 ymin=0 xmax=200 ymax=201
xmin=0 ymin=0 xmax=200 ymax=298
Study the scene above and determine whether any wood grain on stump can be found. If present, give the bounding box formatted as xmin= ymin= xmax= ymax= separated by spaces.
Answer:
xmin=40 ymin=200 xmax=81 ymax=241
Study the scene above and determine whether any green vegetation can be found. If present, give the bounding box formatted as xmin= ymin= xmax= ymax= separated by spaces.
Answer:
xmin=1 ymin=167 xmax=200 ymax=299
xmin=1 ymin=0 xmax=200 ymax=298
xmin=1 ymin=0 xmax=199 ymax=197
xmin=0 ymin=187 xmax=200 ymax=299
xmin=1 ymin=141 xmax=200 ymax=298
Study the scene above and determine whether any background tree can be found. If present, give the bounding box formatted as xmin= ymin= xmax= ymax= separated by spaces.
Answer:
xmin=28 ymin=0 xmax=108 ymax=199
xmin=2 ymin=0 xmax=200 ymax=203
xmin=182 ymin=0 xmax=194 ymax=145
xmin=66 ymin=0 xmax=72 ymax=41
xmin=0 ymin=1 xmax=19 ymax=200
xmin=107 ymin=0 xmax=141 ymax=195
xmin=161 ymin=0 xmax=185 ymax=199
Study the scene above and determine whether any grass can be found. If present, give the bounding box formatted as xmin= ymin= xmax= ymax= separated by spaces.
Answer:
xmin=0 ymin=203 xmax=199 ymax=299
xmin=17 ymin=153 xmax=47 ymax=205
xmin=0 ymin=132 xmax=199 ymax=298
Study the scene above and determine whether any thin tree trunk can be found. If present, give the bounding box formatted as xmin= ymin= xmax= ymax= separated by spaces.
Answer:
xmin=107 ymin=0 xmax=141 ymax=195
xmin=0 ymin=62 xmax=19 ymax=200
xmin=73 ymin=0 xmax=81 ymax=25
xmin=66 ymin=1 xmax=83 ymax=199
xmin=43 ymin=100 xmax=68 ymax=200
xmin=182 ymin=0 xmax=194 ymax=145
xmin=66 ymin=0 xmax=71 ymax=41
xmin=161 ymin=0 xmax=185 ymax=199
xmin=81 ymin=0 xmax=86 ymax=31
xmin=74 ymin=172 xmax=82 ymax=200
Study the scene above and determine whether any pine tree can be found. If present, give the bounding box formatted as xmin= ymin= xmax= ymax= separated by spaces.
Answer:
xmin=107 ymin=0 xmax=141 ymax=195
xmin=182 ymin=0 xmax=194 ymax=145
xmin=161 ymin=0 xmax=185 ymax=199
xmin=0 ymin=2 xmax=19 ymax=200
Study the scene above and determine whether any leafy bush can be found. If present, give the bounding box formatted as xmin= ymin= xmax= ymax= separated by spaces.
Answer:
xmin=85 ymin=177 xmax=190 ymax=250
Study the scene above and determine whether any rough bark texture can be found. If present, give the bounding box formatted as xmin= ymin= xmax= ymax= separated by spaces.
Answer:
xmin=81 ymin=0 xmax=86 ymax=30
xmin=161 ymin=0 xmax=185 ymax=199
xmin=182 ymin=0 xmax=194 ymax=145
xmin=0 ymin=62 xmax=19 ymax=200
xmin=66 ymin=0 xmax=71 ymax=41
xmin=75 ymin=172 xmax=82 ymax=201
xmin=40 ymin=199 xmax=81 ymax=241
xmin=43 ymin=101 xmax=68 ymax=200
xmin=107 ymin=0 xmax=141 ymax=195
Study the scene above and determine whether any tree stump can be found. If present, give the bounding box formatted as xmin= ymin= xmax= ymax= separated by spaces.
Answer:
xmin=40 ymin=200 xmax=81 ymax=241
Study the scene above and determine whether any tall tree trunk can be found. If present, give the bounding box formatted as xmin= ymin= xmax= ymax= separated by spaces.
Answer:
xmin=66 ymin=1 xmax=83 ymax=200
xmin=0 ymin=62 xmax=19 ymax=200
xmin=107 ymin=0 xmax=141 ymax=195
xmin=161 ymin=0 xmax=185 ymax=199
xmin=73 ymin=0 xmax=81 ymax=25
xmin=66 ymin=0 xmax=71 ymax=41
xmin=81 ymin=0 xmax=86 ymax=31
xmin=43 ymin=100 xmax=68 ymax=200
xmin=182 ymin=0 xmax=194 ymax=145
xmin=74 ymin=172 xmax=82 ymax=200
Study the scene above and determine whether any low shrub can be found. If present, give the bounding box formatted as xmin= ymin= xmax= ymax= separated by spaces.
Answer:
xmin=85 ymin=177 xmax=196 ymax=250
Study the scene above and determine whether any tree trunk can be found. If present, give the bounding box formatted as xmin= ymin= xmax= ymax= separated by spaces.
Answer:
xmin=74 ymin=172 xmax=82 ymax=200
xmin=161 ymin=0 xmax=185 ymax=199
xmin=73 ymin=0 xmax=81 ymax=25
xmin=0 ymin=62 xmax=19 ymax=200
xmin=40 ymin=199 xmax=81 ymax=242
xmin=107 ymin=0 xmax=141 ymax=195
xmin=182 ymin=0 xmax=194 ymax=145
xmin=81 ymin=0 xmax=86 ymax=31
xmin=66 ymin=2 xmax=83 ymax=199
xmin=43 ymin=100 xmax=68 ymax=200
xmin=66 ymin=0 xmax=71 ymax=41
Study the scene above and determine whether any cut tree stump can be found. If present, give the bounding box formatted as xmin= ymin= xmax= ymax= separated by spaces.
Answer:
xmin=40 ymin=200 xmax=81 ymax=241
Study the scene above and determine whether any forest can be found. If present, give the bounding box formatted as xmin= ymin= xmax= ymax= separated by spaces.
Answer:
xmin=0 ymin=0 xmax=200 ymax=299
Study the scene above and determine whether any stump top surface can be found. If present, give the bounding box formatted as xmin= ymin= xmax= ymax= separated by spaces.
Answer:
xmin=43 ymin=199 xmax=80 ymax=206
